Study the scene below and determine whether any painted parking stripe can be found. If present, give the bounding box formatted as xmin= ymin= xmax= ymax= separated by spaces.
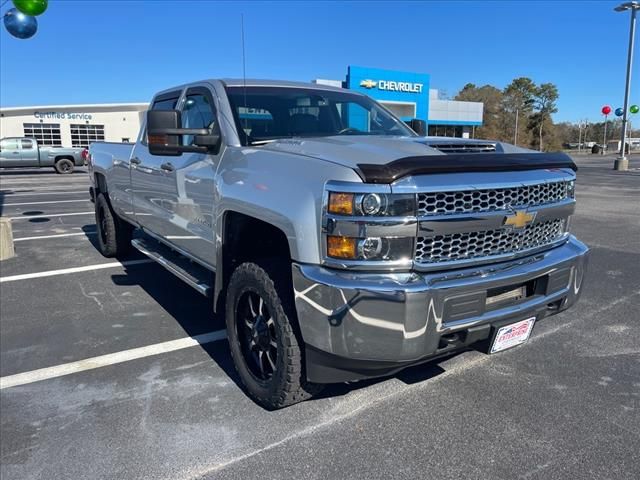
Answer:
xmin=14 ymin=231 xmax=97 ymax=242
xmin=0 ymin=190 xmax=88 ymax=196
xmin=0 ymin=330 xmax=227 ymax=390
xmin=3 ymin=199 xmax=89 ymax=206
xmin=0 ymin=259 xmax=153 ymax=283
xmin=8 ymin=211 xmax=94 ymax=221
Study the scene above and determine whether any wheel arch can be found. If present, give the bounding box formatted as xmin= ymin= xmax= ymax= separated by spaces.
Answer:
xmin=214 ymin=210 xmax=292 ymax=314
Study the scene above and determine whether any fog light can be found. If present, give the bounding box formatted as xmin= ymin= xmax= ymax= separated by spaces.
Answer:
xmin=361 ymin=193 xmax=384 ymax=215
xmin=327 ymin=235 xmax=357 ymax=259
xmin=328 ymin=192 xmax=354 ymax=215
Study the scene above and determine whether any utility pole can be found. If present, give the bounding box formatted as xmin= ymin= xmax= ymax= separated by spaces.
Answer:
xmin=578 ymin=120 xmax=583 ymax=153
xmin=514 ymin=108 xmax=519 ymax=146
xmin=614 ymin=1 xmax=639 ymax=170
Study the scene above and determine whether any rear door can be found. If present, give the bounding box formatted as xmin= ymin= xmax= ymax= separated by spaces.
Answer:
xmin=0 ymin=138 xmax=22 ymax=167
xmin=151 ymin=85 xmax=221 ymax=266
xmin=19 ymin=139 xmax=39 ymax=166
xmin=130 ymin=90 xmax=183 ymax=235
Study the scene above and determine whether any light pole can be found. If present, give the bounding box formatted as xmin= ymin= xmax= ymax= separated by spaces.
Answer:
xmin=614 ymin=1 xmax=639 ymax=171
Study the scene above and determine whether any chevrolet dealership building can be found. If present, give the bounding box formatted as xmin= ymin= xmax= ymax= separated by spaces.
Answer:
xmin=0 ymin=66 xmax=483 ymax=148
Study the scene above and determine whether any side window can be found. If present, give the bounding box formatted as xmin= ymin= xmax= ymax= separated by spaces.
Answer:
xmin=143 ymin=92 xmax=181 ymax=145
xmin=21 ymin=139 xmax=34 ymax=149
xmin=151 ymin=96 xmax=179 ymax=111
xmin=0 ymin=139 xmax=19 ymax=151
xmin=181 ymin=93 xmax=216 ymax=146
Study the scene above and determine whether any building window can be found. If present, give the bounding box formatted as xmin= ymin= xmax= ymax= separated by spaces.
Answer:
xmin=70 ymin=124 xmax=105 ymax=148
xmin=23 ymin=123 xmax=62 ymax=146
xmin=428 ymin=125 xmax=464 ymax=137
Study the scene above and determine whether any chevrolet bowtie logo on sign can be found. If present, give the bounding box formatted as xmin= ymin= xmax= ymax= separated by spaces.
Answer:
xmin=503 ymin=210 xmax=537 ymax=229
xmin=360 ymin=79 xmax=377 ymax=89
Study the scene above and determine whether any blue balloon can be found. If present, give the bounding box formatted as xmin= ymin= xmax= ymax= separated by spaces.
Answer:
xmin=3 ymin=8 xmax=37 ymax=39
xmin=615 ymin=107 xmax=624 ymax=117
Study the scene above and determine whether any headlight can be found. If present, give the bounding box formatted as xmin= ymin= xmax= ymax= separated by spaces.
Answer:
xmin=327 ymin=235 xmax=413 ymax=261
xmin=327 ymin=191 xmax=415 ymax=217
xmin=566 ymin=180 xmax=575 ymax=198
xmin=361 ymin=193 xmax=385 ymax=215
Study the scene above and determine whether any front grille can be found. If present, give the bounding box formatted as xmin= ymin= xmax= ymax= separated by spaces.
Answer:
xmin=427 ymin=143 xmax=497 ymax=153
xmin=415 ymin=219 xmax=566 ymax=264
xmin=418 ymin=181 xmax=570 ymax=216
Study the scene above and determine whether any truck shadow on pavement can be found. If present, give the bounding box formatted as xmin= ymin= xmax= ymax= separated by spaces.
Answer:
xmin=81 ymin=218 xmax=458 ymax=409
xmin=100 ymin=249 xmax=458 ymax=409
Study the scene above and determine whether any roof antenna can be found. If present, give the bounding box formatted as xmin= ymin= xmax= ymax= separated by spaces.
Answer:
xmin=241 ymin=14 xmax=248 ymax=132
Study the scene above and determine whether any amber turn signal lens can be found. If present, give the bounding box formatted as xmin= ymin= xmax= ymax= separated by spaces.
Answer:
xmin=327 ymin=236 xmax=357 ymax=259
xmin=328 ymin=192 xmax=354 ymax=215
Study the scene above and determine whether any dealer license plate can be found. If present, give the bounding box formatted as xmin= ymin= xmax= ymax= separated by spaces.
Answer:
xmin=490 ymin=317 xmax=536 ymax=353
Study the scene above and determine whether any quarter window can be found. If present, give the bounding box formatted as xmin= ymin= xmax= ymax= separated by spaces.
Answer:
xmin=23 ymin=123 xmax=62 ymax=146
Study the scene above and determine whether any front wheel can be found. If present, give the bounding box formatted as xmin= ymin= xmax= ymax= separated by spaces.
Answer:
xmin=226 ymin=261 xmax=322 ymax=409
xmin=54 ymin=158 xmax=74 ymax=174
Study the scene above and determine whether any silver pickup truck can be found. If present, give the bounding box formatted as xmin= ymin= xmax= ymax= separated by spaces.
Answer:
xmin=89 ymin=79 xmax=589 ymax=409
xmin=0 ymin=137 xmax=85 ymax=173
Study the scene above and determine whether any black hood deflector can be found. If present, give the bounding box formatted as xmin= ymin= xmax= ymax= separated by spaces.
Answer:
xmin=357 ymin=152 xmax=577 ymax=184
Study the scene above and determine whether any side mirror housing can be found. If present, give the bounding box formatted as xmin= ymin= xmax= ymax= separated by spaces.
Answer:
xmin=406 ymin=119 xmax=427 ymax=136
xmin=147 ymin=110 xmax=220 ymax=156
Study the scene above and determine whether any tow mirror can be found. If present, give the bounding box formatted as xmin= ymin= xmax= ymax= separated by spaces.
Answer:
xmin=406 ymin=119 xmax=427 ymax=136
xmin=147 ymin=110 xmax=220 ymax=156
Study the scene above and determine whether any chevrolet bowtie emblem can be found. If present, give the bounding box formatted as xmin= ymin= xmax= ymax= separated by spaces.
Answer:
xmin=503 ymin=210 xmax=536 ymax=229
xmin=360 ymin=79 xmax=377 ymax=89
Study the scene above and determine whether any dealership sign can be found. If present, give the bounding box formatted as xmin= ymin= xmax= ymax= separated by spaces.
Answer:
xmin=359 ymin=79 xmax=424 ymax=93
xmin=34 ymin=111 xmax=93 ymax=120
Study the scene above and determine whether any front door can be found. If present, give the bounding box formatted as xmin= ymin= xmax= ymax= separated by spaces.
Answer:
xmin=130 ymin=90 xmax=183 ymax=236
xmin=0 ymin=138 xmax=22 ymax=167
xmin=153 ymin=86 xmax=221 ymax=267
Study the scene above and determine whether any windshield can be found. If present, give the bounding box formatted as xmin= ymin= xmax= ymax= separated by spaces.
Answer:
xmin=225 ymin=86 xmax=416 ymax=145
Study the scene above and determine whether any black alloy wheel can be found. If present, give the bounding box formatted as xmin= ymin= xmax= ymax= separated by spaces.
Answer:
xmin=236 ymin=290 xmax=278 ymax=381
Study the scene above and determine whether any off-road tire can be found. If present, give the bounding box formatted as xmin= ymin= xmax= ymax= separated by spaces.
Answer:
xmin=95 ymin=193 xmax=133 ymax=257
xmin=226 ymin=261 xmax=323 ymax=409
xmin=54 ymin=158 xmax=74 ymax=174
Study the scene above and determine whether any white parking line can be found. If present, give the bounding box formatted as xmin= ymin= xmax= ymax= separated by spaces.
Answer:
xmin=0 ymin=188 xmax=89 ymax=194
xmin=0 ymin=330 xmax=227 ymax=389
xmin=8 ymin=211 xmax=94 ymax=221
xmin=0 ymin=259 xmax=153 ymax=283
xmin=3 ymin=199 xmax=89 ymax=206
xmin=14 ymin=231 xmax=97 ymax=242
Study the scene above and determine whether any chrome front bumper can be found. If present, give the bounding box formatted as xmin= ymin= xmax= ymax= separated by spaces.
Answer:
xmin=293 ymin=236 xmax=589 ymax=382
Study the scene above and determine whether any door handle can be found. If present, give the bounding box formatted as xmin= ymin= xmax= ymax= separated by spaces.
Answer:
xmin=130 ymin=157 xmax=142 ymax=165
xmin=13 ymin=151 xmax=20 ymax=154
xmin=160 ymin=162 xmax=175 ymax=172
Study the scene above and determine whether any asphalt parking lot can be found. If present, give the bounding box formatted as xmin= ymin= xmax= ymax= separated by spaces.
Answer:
xmin=1 ymin=156 xmax=639 ymax=480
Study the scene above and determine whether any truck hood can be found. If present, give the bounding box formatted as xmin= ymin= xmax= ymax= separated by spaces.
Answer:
xmin=260 ymin=135 xmax=444 ymax=169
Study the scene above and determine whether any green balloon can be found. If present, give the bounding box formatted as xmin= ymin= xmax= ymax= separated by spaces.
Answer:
xmin=12 ymin=0 xmax=48 ymax=17
xmin=631 ymin=105 xmax=639 ymax=114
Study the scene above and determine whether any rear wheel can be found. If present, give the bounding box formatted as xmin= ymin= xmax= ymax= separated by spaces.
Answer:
xmin=54 ymin=158 xmax=74 ymax=174
xmin=226 ymin=261 xmax=322 ymax=409
xmin=95 ymin=193 xmax=132 ymax=257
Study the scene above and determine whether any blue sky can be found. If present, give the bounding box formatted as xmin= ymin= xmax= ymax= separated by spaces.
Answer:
xmin=0 ymin=0 xmax=637 ymax=122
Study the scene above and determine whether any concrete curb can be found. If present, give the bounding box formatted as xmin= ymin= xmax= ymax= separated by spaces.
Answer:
xmin=0 ymin=218 xmax=16 ymax=261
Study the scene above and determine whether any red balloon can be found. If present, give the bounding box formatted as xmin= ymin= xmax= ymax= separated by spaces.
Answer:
xmin=602 ymin=105 xmax=612 ymax=115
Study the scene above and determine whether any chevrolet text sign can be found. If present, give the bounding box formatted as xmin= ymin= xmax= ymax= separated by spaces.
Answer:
xmin=359 ymin=79 xmax=424 ymax=94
